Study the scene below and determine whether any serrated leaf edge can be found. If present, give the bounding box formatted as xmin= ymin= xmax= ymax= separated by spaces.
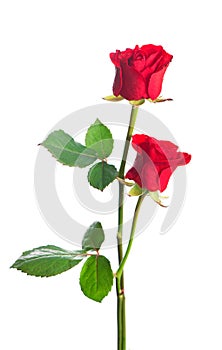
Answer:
xmin=82 ymin=221 xmax=105 ymax=251
xmin=40 ymin=130 xmax=98 ymax=168
xmin=85 ymin=121 xmax=114 ymax=160
xmin=10 ymin=246 xmax=88 ymax=278
xmin=79 ymin=255 xmax=113 ymax=302
xmin=87 ymin=162 xmax=118 ymax=191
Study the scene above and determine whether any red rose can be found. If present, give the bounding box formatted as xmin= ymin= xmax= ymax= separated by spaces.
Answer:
xmin=125 ymin=134 xmax=191 ymax=192
xmin=110 ymin=44 xmax=173 ymax=101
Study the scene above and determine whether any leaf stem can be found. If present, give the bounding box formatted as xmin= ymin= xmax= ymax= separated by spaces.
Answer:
xmin=116 ymin=105 xmax=139 ymax=350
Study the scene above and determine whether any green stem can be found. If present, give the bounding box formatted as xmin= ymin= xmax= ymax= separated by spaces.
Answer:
xmin=118 ymin=105 xmax=139 ymax=179
xmin=117 ymin=105 xmax=139 ymax=272
xmin=116 ymin=105 xmax=139 ymax=350
xmin=116 ymin=191 xmax=148 ymax=279
xmin=116 ymin=288 xmax=126 ymax=350
xmin=115 ymin=192 xmax=147 ymax=350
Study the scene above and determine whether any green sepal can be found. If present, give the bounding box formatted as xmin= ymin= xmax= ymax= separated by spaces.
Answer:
xmin=147 ymin=96 xmax=173 ymax=103
xmin=128 ymin=184 xmax=168 ymax=206
xmin=82 ymin=222 xmax=105 ymax=251
xmin=128 ymin=183 xmax=146 ymax=196
xmin=117 ymin=177 xmax=134 ymax=187
xmin=103 ymin=95 xmax=124 ymax=102
xmin=10 ymin=245 xmax=87 ymax=277
xmin=79 ymin=255 xmax=113 ymax=302
xmin=41 ymin=130 xmax=97 ymax=167
xmin=129 ymin=99 xmax=145 ymax=106
xmin=149 ymin=191 xmax=168 ymax=207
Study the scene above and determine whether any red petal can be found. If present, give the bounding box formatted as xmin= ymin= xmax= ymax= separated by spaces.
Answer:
xmin=159 ymin=153 xmax=191 ymax=192
xmin=119 ymin=60 xmax=147 ymax=100
xmin=131 ymin=134 xmax=150 ymax=153
xmin=141 ymin=162 xmax=160 ymax=191
xmin=159 ymin=167 xmax=174 ymax=192
xmin=148 ymin=65 xmax=168 ymax=100
xmin=113 ymin=68 xmax=122 ymax=96
xmin=110 ymin=51 xmax=120 ymax=67
xmin=141 ymin=45 xmax=172 ymax=69
xmin=158 ymin=140 xmax=179 ymax=152
xmin=159 ymin=51 xmax=173 ymax=67
xmin=175 ymin=152 xmax=192 ymax=166
xmin=125 ymin=153 xmax=144 ymax=187
xmin=151 ymin=139 xmax=178 ymax=162
xmin=140 ymin=44 xmax=163 ymax=56
xmin=143 ymin=51 xmax=162 ymax=71
xmin=130 ymin=134 xmax=191 ymax=192
xmin=125 ymin=167 xmax=142 ymax=187
xmin=110 ymin=49 xmax=134 ymax=67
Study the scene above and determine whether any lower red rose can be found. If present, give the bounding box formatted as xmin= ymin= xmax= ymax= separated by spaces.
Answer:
xmin=125 ymin=134 xmax=191 ymax=192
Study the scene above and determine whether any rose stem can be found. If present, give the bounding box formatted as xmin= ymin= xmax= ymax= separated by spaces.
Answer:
xmin=116 ymin=190 xmax=148 ymax=280
xmin=116 ymin=105 xmax=139 ymax=350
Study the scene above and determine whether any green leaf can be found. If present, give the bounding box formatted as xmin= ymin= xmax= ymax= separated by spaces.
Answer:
xmin=80 ymin=255 xmax=113 ymax=302
xmin=88 ymin=162 xmax=118 ymax=191
xmin=82 ymin=222 xmax=105 ymax=251
xmin=41 ymin=130 xmax=97 ymax=167
xmin=85 ymin=119 xmax=114 ymax=159
xmin=11 ymin=245 xmax=86 ymax=277
xmin=129 ymin=99 xmax=145 ymax=106
xmin=103 ymin=95 xmax=124 ymax=102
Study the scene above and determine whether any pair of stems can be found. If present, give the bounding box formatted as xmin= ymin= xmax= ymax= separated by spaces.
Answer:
xmin=115 ymin=105 xmax=146 ymax=350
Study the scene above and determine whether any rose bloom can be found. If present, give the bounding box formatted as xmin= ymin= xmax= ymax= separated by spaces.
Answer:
xmin=110 ymin=44 xmax=173 ymax=101
xmin=125 ymin=134 xmax=191 ymax=192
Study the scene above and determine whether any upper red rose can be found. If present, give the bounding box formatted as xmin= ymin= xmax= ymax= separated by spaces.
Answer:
xmin=125 ymin=134 xmax=191 ymax=192
xmin=110 ymin=44 xmax=173 ymax=101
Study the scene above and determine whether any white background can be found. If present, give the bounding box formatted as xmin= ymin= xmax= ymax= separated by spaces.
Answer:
xmin=1 ymin=1 xmax=222 ymax=349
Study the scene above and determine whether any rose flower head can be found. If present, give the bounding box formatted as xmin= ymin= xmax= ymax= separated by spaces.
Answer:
xmin=110 ymin=44 xmax=173 ymax=101
xmin=125 ymin=134 xmax=191 ymax=193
